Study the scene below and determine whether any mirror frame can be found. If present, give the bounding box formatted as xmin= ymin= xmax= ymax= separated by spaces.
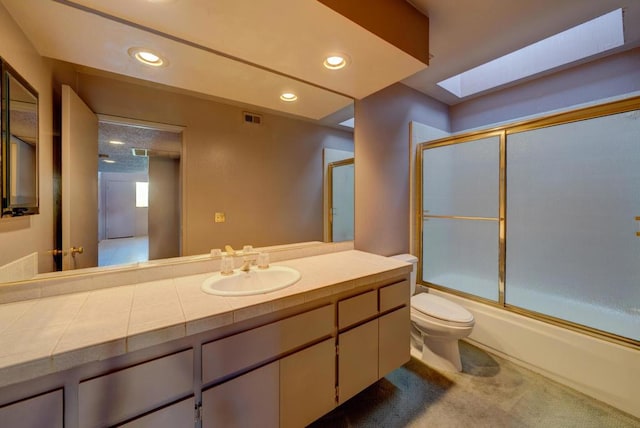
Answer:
xmin=1 ymin=58 xmax=39 ymax=217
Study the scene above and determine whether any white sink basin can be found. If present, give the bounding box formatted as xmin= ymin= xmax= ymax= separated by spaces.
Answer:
xmin=201 ymin=266 xmax=301 ymax=296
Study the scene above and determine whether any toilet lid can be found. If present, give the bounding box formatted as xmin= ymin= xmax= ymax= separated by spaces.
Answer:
xmin=411 ymin=293 xmax=474 ymax=323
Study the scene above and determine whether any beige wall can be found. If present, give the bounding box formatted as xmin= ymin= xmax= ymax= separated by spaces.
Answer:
xmin=53 ymin=69 xmax=354 ymax=256
xmin=0 ymin=4 xmax=54 ymax=274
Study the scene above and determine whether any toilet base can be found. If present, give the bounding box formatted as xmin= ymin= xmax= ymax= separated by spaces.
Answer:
xmin=411 ymin=328 xmax=463 ymax=372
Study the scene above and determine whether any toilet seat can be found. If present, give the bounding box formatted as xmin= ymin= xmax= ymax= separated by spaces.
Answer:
xmin=411 ymin=293 xmax=474 ymax=325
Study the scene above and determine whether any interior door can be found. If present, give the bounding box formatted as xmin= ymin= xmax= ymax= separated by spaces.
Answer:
xmin=148 ymin=156 xmax=180 ymax=260
xmin=61 ymin=85 xmax=98 ymax=270
xmin=105 ymin=180 xmax=136 ymax=239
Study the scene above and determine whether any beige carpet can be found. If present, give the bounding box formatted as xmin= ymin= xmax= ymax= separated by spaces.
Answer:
xmin=310 ymin=342 xmax=639 ymax=428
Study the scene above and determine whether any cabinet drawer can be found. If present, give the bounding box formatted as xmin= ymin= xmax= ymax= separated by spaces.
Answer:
xmin=338 ymin=290 xmax=377 ymax=330
xmin=202 ymin=304 xmax=333 ymax=384
xmin=0 ymin=389 xmax=63 ymax=428
xmin=118 ymin=396 xmax=195 ymax=428
xmin=379 ymin=280 xmax=409 ymax=312
xmin=79 ymin=349 xmax=193 ymax=428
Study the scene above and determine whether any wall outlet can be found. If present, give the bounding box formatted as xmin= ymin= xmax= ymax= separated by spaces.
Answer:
xmin=214 ymin=212 xmax=225 ymax=223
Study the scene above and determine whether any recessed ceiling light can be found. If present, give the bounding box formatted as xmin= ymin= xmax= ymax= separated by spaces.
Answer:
xmin=109 ymin=140 xmax=125 ymax=145
xmin=323 ymin=54 xmax=349 ymax=70
xmin=280 ymin=92 xmax=298 ymax=102
xmin=103 ymin=159 xmax=116 ymax=164
xmin=128 ymin=47 xmax=167 ymax=67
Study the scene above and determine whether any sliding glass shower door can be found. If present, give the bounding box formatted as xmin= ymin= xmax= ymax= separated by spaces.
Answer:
xmin=421 ymin=134 xmax=501 ymax=301
xmin=418 ymin=98 xmax=640 ymax=343
xmin=506 ymin=110 xmax=640 ymax=340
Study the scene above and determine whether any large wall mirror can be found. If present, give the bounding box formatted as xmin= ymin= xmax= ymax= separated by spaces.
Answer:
xmin=1 ymin=58 xmax=39 ymax=217
xmin=0 ymin=0 xmax=356 ymax=285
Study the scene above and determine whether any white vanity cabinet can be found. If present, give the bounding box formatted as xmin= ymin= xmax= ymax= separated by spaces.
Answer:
xmin=0 ymin=389 xmax=63 ymax=428
xmin=0 ymin=258 xmax=412 ymax=428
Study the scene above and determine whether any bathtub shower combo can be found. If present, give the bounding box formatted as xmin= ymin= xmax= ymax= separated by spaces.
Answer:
xmin=417 ymin=98 xmax=640 ymax=351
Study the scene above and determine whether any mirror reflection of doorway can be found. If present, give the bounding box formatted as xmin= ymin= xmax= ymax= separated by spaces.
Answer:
xmin=328 ymin=158 xmax=354 ymax=242
xmin=97 ymin=119 xmax=182 ymax=267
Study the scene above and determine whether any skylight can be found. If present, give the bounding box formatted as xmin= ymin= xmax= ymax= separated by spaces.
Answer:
xmin=438 ymin=9 xmax=625 ymax=98
xmin=339 ymin=118 xmax=354 ymax=128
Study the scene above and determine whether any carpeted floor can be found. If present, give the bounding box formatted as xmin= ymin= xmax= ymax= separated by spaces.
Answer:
xmin=310 ymin=341 xmax=640 ymax=428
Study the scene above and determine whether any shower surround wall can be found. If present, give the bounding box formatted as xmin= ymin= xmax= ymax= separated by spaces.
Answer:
xmin=449 ymin=47 xmax=640 ymax=132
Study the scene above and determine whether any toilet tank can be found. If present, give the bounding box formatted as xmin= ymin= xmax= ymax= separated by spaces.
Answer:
xmin=389 ymin=254 xmax=418 ymax=295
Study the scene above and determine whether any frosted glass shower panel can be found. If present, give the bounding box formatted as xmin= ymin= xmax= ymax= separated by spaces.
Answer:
xmin=422 ymin=135 xmax=500 ymax=217
xmin=506 ymin=110 xmax=640 ymax=341
xmin=423 ymin=218 xmax=499 ymax=301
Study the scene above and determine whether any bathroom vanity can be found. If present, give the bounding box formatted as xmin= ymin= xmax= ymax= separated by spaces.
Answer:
xmin=0 ymin=249 xmax=411 ymax=427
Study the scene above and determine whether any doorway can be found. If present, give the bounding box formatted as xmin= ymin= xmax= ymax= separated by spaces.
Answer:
xmin=97 ymin=118 xmax=182 ymax=267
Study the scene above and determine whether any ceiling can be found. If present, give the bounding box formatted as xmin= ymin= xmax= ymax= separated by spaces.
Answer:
xmin=1 ymin=0 xmax=426 ymax=122
xmin=403 ymin=0 xmax=640 ymax=105
xmin=2 ymin=0 xmax=639 ymax=116
xmin=98 ymin=121 xmax=182 ymax=174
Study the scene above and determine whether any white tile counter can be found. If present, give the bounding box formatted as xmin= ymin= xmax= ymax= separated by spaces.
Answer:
xmin=0 ymin=250 xmax=411 ymax=389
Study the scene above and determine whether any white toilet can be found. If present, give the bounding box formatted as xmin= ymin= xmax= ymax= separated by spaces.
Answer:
xmin=391 ymin=254 xmax=475 ymax=372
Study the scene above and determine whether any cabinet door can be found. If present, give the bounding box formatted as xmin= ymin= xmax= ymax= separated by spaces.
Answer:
xmin=338 ymin=319 xmax=378 ymax=404
xmin=280 ymin=339 xmax=336 ymax=428
xmin=379 ymin=306 xmax=410 ymax=378
xmin=0 ymin=389 xmax=63 ymax=428
xmin=202 ymin=361 xmax=279 ymax=428
xmin=117 ymin=396 xmax=195 ymax=428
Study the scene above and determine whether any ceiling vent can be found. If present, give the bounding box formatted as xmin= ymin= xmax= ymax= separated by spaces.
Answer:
xmin=243 ymin=112 xmax=262 ymax=125
xmin=131 ymin=148 xmax=148 ymax=157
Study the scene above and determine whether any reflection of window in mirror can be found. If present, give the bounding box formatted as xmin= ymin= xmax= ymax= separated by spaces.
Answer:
xmin=136 ymin=182 xmax=149 ymax=208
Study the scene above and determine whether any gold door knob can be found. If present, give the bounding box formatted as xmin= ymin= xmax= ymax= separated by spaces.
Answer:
xmin=70 ymin=246 xmax=84 ymax=256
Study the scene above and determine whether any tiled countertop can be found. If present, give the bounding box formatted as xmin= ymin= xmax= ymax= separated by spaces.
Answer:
xmin=0 ymin=250 xmax=410 ymax=389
